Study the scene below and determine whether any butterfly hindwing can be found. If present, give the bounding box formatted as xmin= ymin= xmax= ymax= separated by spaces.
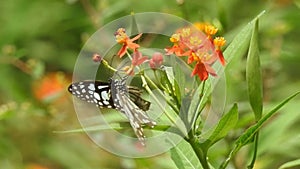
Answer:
xmin=110 ymin=78 xmax=156 ymax=145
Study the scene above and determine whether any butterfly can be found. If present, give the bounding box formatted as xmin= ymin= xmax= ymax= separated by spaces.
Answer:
xmin=68 ymin=76 xmax=156 ymax=145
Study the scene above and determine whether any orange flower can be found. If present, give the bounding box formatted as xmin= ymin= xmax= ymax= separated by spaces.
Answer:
xmin=32 ymin=72 xmax=68 ymax=102
xmin=191 ymin=61 xmax=217 ymax=81
xmin=214 ymin=37 xmax=226 ymax=65
xmin=165 ymin=44 xmax=188 ymax=56
xmin=165 ymin=24 xmax=225 ymax=81
xmin=115 ymin=28 xmax=142 ymax=58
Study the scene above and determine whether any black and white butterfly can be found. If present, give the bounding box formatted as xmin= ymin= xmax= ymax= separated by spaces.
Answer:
xmin=68 ymin=77 xmax=156 ymax=145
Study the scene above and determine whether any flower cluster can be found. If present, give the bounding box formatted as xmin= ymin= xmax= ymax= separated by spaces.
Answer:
xmin=165 ymin=23 xmax=226 ymax=81
xmin=114 ymin=28 xmax=164 ymax=75
xmin=113 ymin=25 xmax=225 ymax=80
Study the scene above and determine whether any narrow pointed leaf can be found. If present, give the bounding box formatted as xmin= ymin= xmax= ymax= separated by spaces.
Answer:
xmin=189 ymin=81 xmax=211 ymax=127
xmin=246 ymin=18 xmax=263 ymax=120
xmin=236 ymin=92 xmax=300 ymax=146
xmin=279 ymin=159 xmax=300 ymax=169
xmin=202 ymin=103 xmax=238 ymax=149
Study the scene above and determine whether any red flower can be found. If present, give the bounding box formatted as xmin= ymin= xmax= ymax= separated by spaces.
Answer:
xmin=115 ymin=28 xmax=142 ymax=58
xmin=165 ymin=25 xmax=226 ymax=81
xmin=132 ymin=50 xmax=148 ymax=66
xmin=214 ymin=37 xmax=226 ymax=65
xmin=149 ymin=52 xmax=164 ymax=69
xmin=124 ymin=50 xmax=148 ymax=75
xmin=191 ymin=61 xmax=217 ymax=81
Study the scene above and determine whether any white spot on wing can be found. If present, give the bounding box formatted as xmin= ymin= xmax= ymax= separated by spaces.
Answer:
xmin=88 ymin=84 xmax=95 ymax=91
xmin=93 ymin=92 xmax=101 ymax=100
xmin=101 ymin=91 xmax=110 ymax=101
xmin=103 ymin=100 xmax=109 ymax=105
xmin=98 ymin=85 xmax=108 ymax=89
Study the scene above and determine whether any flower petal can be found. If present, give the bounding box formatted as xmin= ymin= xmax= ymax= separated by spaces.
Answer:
xmin=216 ymin=49 xmax=226 ymax=65
xmin=191 ymin=62 xmax=208 ymax=81
xmin=117 ymin=45 xmax=127 ymax=58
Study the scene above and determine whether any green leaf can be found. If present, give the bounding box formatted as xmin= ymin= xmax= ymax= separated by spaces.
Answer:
xmin=279 ymin=159 xmax=300 ymax=169
xmin=246 ymin=18 xmax=263 ymax=120
xmin=236 ymin=92 xmax=300 ymax=146
xmin=188 ymin=81 xmax=211 ymax=127
xmin=224 ymin=11 xmax=265 ymax=66
xmin=53 ymin=124 xmax=171 ymax=134
xmin=169 ymin=139 xmax=203 ymax=169
xmin=216 ymin=17 xmax=254 ymax=76
xmin=201 ymin=103 xmax=239 ymax=149
xmin=174 ymin=62 xmax=186 ymax=93
xmin=160 ymin=67 xmax=173 ymax=94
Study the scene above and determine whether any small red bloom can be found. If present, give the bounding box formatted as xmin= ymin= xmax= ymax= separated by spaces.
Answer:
xmin=132 ymin=50 xmax=148 ymax=66
xmin=191 ymin=61 xmax=217 ymax=81
xmin=214 ymin=37 xmax=226 ymax=65
xmin=149 ymin=52 xmax=164 ymax=69
xmin=115 ymin=28 xmax=142 ymax=58
xmin=124 ymin=50 xmax=148 ymax=75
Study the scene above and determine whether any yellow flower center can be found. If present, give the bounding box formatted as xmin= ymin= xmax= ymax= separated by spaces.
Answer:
xmin=115 ymin=28 xmax=128 ymax=43
xmin=170 ymin=33 xmax=180 ymax=43
xmin=213 ymin=37 xmax=226 ymax=47
xmin=181 ymin=28 xmax=191 ymax=37
xmin=189 ymin=36 xmax=202 ymax=46
xmin=204 ymin=25 xmax=218 ymax=36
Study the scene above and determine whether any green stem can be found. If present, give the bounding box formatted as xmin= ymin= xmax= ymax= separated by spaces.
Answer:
xmin=189 ymin=137 xmax=210 ymax=169
xmin=101 ymin=59 xmax=117 ymax=72
xmin=143 ymin=73 xmax=180 ymax=114
xmin=247 ymin=132 xmax=259 ymax=169
xmin=219 ymin=144 xmax=241 ymax=169
xmin=141 ymin=75 xmax=176 ymax=124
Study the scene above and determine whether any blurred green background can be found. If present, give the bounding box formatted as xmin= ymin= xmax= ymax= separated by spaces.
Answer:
xmin=0 ymin=0 xmax=300 ymax=169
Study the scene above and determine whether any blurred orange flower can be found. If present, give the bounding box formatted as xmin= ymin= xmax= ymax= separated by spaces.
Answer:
xmin=32 ymin=72 xmax=69 ymax=102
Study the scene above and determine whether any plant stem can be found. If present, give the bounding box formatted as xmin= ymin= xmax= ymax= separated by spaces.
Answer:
xmin=247 ymin=132 xmax=259 ymax=169
xmin=143 ymin=73 xmax=180 ymax=114
xmin=219 ymin=144 xmax=240 ymax=169
xmin=101 ymin=59 xmax=117 ymax=72
xmin=189 ymin=137 xmax=210 ymax=169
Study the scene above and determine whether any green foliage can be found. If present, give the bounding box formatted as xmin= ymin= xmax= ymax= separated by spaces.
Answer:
xmin=246 ymin=18 xmax=263 ymax=121
xmin=170 ymin=140 xmax=203 ymax=169
xmin=279 ymin=159 xmax=300 ymax=169
xmin=201 ymin=104 xmax=238 ymax=151
xmin=1 ymin=0 xmax=300 ymax=169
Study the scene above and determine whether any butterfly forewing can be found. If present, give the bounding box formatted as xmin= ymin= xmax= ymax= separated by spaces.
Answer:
xmin=68 ymin=81 xmax=115 ymax=108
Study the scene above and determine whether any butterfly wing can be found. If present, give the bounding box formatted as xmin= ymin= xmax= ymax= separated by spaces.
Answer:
xmin=110 ymin=78 xmax=156 ymax=145
xmin=68 ymin=81 xmax=115 ymax=108
xmin=68 ymin=81 xmax=151 ymax=111
xmin=128 ymin=86 xmax=151 ymax=111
